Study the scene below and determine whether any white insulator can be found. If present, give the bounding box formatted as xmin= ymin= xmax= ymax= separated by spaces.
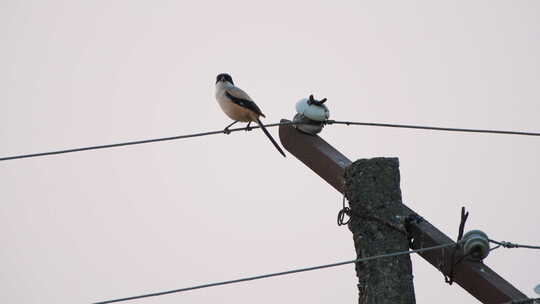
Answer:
xmin=292 ymin=95 xmax=330 ymax=135
xmin=295 ymin=97 xmax=330 ymax=122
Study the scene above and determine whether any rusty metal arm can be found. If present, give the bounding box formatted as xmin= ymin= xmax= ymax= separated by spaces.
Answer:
xmin=279 ymin=120 xmax=528 ymax=303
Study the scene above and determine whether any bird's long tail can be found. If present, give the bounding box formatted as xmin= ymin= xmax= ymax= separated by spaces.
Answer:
xmin=256 ymin=118 xmax=286 ymax=157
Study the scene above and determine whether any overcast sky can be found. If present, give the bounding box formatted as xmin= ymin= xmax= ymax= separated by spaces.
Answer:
xmin=1 ymin=1 xmax=539 ymax=303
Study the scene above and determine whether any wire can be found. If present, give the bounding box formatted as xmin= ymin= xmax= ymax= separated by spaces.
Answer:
xmin=92 ymin=241 xmax=457 ymax=304
xmin=445 ymin=206 xmax=469 ymax=285
xmin=489 ymin=245 xmax=502 ymax=252
xmin=3 ymin=120 xmax=540 ymax=162
xmin=326 ymin=120 xmax=540 ymax=136
xmin=0 ymin=121 xmax=300 ymax=162
xmin=489 ymin=239 xmax=540 ymax=250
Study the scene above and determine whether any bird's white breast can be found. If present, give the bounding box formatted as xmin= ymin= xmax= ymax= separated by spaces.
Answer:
xmin=215 ymin=82 xmax=254 ymax=122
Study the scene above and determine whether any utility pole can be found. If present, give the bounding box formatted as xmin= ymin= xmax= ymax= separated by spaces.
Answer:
xmin=278 ymin=120 xmax=529 ymax=303
xmin=345 ymin=158 xmax=415 ymax=303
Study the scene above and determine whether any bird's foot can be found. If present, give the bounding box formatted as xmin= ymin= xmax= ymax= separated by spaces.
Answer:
xmin=245 ymin=126 xmax=253 ymax=132
xmin=223 ymin=128 xmax=232 ymax=135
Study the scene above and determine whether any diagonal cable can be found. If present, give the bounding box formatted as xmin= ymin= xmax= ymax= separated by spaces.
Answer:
xmin=93 ymin=242 xmax=457 ymax=304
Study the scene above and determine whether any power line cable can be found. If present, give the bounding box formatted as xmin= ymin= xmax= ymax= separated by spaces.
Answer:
xmin=489 ymin=239 xmax=540 ymax=250
xmin=327 ymin=120 xmax=540 ymax=136
xmin=2 ymin=120 xmax=540 ymax=162
xmin=0 ymin=121 xmax=300 ymax=162
xmin=92 ymin=242 xmax=457 ymax=304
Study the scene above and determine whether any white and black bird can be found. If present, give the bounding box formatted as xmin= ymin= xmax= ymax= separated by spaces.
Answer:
xmin=215 ymin=73 xmax=286 ymax=157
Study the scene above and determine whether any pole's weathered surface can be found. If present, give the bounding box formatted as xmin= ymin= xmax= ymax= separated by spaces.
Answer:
xmin=344 ymin=158 xmax=415 ymax=304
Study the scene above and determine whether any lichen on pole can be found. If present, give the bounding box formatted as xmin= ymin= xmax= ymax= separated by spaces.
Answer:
xmin=344 ymin=157 xmax=416 ymax=304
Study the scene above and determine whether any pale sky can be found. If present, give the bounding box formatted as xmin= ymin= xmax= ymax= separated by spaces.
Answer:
xmin=1 ymin=1 xmax=539 ymax=303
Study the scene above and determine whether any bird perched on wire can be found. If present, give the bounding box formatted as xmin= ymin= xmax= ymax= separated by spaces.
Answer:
xmin=215 ymin=73 xmax=286 ymax=157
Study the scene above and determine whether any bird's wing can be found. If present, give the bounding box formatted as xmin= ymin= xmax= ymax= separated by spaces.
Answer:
xmin=225 ymin=87 xmax=265 ymax=117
